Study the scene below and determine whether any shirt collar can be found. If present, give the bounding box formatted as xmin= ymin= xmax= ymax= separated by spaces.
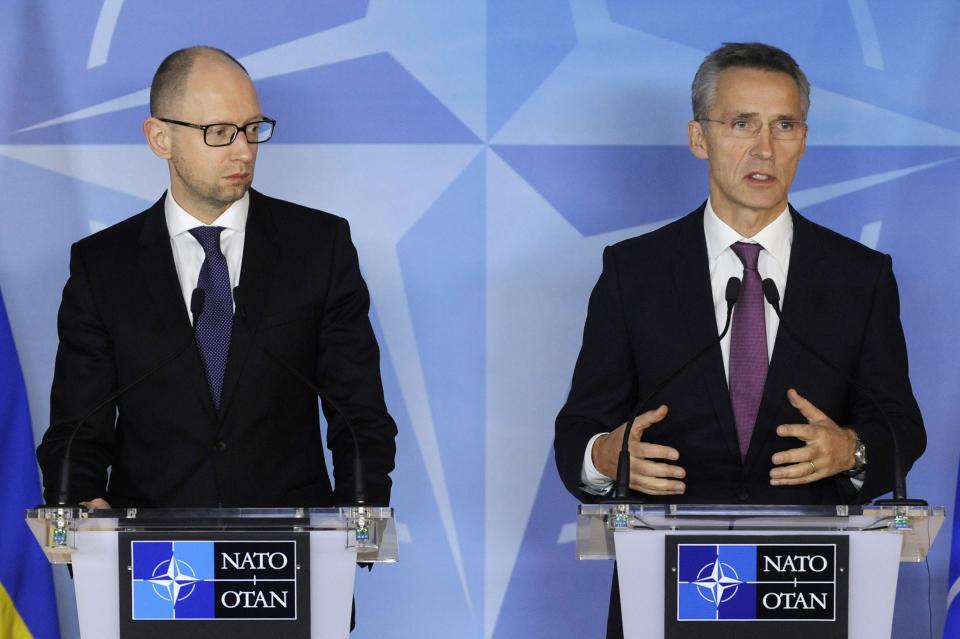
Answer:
xmin=703 ymin=199 xmax=793 ymax=272
xmin=164 ymin=190 xmax=249 ymax=238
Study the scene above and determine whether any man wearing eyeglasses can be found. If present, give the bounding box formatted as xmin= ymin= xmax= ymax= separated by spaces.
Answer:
xmin=37 ymin=47 xmax=397 ymax=513
xmin=555 ymin=42 xmax=924 ymax=637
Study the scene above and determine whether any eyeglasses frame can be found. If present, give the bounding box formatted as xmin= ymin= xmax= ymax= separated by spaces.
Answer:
xmin=695 ymin=117 xmax=807 ymax=140
xmin=156 ymin=117 xmax=277 ymax=147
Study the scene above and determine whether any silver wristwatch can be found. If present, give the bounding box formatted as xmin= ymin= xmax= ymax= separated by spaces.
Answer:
xmin=844 ymin=434 xmax=867 ymax=476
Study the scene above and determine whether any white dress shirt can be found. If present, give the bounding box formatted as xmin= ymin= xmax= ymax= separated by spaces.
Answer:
xmin=580 ymin=200 xmax=792 ymax=493
xmin=164 ymin=191 xmax=248 ymax=320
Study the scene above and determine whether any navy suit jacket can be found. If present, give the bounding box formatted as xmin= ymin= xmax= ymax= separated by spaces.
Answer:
xmin=555 ymin=204 xmax=925 ymax=505
xmin=38 ymin=189 xmax=397 ymax=507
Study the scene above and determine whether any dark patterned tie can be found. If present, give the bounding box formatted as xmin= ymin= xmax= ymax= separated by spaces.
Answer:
xmin=189 ymin=226 xmax=233 ymax=410
xmin=729 ymin=241 xmax=767 ymax=459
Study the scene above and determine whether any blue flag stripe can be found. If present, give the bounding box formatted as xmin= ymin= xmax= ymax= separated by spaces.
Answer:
xmin=0 ymin=287 xmax=61 ymax=639
xmin=946 ymin=460 xmax=960 ymax=637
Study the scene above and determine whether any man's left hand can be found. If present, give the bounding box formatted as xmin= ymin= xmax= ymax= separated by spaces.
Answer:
xmin=770 ymin=388 xmax=857 ymax=485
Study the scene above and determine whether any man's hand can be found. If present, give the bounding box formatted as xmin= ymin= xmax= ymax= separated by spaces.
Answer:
xmin=80 ymin=498 xmax=111 ymax=510
xmin=770 ymin=389 xmax=857 ymax=485
xmin=591 ymin=405 xmax=686 ymax=495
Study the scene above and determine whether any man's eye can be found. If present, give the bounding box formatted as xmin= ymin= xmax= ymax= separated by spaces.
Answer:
xmin=210 ymin=126 xmax=229 ymax=138
xmin=776 ymin=120 xmax=795 ymax=131
xmin=731 ymin=120 xmax=750 ymax=129
xmin=247 ymin=123 xmax=261 ymax=134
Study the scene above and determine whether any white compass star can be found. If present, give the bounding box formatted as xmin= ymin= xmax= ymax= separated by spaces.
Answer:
xmin=148 ymin=554 xmax=199 ymax=606
xmin=694 ymin=558 xmax=742 ymax=606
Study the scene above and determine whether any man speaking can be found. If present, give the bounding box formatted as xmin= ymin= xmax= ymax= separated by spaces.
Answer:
xmin=554 ymin=42 xmax=925 ymax=637
xmin=37 ymin=46 xmax=397 ymax=510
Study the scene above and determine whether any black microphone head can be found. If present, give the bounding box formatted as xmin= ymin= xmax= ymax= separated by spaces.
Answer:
xmin=761 ymin=278 xmax=780 ymax=307
xmin=190 ymin=288 xmax=205 ymax=317
xmin=725 ymin=277 xmax=741 ymax=304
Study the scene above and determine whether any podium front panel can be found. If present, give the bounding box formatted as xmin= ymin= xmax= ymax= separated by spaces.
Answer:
xmin=614 ymin=529 xmax=902 ymax=639
xmin=71 ymin=530 xmax=357 ymax=639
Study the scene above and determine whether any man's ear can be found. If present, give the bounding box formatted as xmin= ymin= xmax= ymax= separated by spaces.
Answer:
xmin=688 ymin=120 xmax=709 ymax=160
xmin=144 ymin=117 xmax=172 ymax=160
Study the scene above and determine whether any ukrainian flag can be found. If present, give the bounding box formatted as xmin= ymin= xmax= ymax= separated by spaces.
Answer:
xmin=0 ymin=287 xmax=60 ymax=639
xmin=947 ymin=464 xmax=960 ymax=638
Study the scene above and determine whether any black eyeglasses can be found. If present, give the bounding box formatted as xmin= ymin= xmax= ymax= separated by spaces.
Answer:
xmin=158 ymin=117 xmax=277 ymax=147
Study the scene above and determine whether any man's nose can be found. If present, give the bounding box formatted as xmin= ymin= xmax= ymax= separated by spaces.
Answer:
xmin=229 ymin=131 xmax=254 ymax=160
xmin=750 ymin=124 xmax=775 ymax=159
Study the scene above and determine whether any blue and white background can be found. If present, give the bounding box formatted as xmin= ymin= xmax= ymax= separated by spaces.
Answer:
xmin=1 ymin=2 xmax=958 ymax=637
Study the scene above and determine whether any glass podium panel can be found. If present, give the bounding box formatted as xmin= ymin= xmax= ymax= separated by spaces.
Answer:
xmin=576 ymin=503 xmax=944 ymax=562
xmin=25 ymin=506 xmax=397 ymax=564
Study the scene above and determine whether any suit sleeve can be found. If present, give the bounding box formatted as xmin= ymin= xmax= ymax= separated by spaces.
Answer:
xmin=36 ymin=243 xmax=117 ymax=504
xmin=555 ymin=246 xmax=639 ymax=502
xmin=316 ymin=218 xmax=397 ymax=506
xmin=846 ymin=254 xmax=925 ymax=501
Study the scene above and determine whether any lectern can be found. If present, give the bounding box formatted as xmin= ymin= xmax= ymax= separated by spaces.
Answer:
xmin=26 ymin=506 xmax=397 ymax=639
xmin=577 ymin=504 xmax=943 ymax=639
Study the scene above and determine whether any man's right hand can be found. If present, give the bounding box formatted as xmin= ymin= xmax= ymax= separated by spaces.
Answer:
xmin=80 ymin=498 xmax=111 ymax=510
xmin=590 ymin=405 xmax=686 ymax=495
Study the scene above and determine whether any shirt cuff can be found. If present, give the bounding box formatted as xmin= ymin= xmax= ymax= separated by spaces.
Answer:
xmin=580 ymin=432 xmax=615 ymax=495
xmin=848 ymin=471 xmax=864 ymax=490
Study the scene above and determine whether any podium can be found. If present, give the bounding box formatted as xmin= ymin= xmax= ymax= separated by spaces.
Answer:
xmin=25 ymin=506 xmax=397 ymax=639
xmin=576 ymin=503 xmax=943 ymax=639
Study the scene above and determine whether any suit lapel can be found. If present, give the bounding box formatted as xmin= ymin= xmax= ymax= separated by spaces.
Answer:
xmin=137 ymin=194 xmax=218 ymax=423
xmin=672 ymin=208 xmax=742 ymax=463
xmin=217 ymin=190 xmax=280 ymax=424
xmin=743 ymin=209 xmax=827 ymax=470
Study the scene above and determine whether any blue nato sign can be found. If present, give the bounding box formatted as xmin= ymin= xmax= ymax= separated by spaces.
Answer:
xmin=677 ymin=543 xmax=759 ymax=620
xmin=119 ymin=535 xmax=309 ymax=639
xmin=132 ymin=541 xmax=216 ymax=620
xmin=666 ymin=536 xmax=849 ymax=639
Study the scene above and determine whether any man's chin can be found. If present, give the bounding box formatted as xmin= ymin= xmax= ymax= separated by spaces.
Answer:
xmin=732 ymin=190 xmax=788 ymax=216
xmin=216 ymin=183 xmax=251 ymax=203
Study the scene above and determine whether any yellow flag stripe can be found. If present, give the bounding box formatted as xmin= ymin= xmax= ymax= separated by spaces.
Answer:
xmin=0 ymin=581 xmax=36 ymax=639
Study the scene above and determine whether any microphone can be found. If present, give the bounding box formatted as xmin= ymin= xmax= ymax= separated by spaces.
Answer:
xmin=610 ymin=276 xmax=741 ymax=500
xmin=54 ymin=288 xmax=206 ymax=506
xmin=761 ymin=278 xmax=925 ymax=506
xmin=232 ymin=288 xmax=367 ymax=506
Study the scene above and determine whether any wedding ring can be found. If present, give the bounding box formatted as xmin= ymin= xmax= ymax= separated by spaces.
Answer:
xmin=808 ymin=461 xmax=816 ymax=474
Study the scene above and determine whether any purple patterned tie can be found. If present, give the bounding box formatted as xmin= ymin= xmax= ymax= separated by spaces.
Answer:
xmin=729 ymin=241 xmax=767 ymax=459
xmin=190 ymin=226 xmax=233 ymax=410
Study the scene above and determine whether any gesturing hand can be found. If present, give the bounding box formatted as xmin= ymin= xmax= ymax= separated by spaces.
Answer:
xmin=770 ymin=389 xmax=857 ymax=486
xmin=591 ymin=405 xmax=686 ymax=496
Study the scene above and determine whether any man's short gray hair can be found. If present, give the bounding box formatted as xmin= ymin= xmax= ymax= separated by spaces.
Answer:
xmin=691 ymin=42 xmax=810 ymax=121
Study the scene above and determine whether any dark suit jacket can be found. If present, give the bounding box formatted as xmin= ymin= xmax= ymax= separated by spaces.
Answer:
xmin=555 ymin=204 xmax=925 ymax=506
xmin=38 ymin=189 xmax=397 ymax=507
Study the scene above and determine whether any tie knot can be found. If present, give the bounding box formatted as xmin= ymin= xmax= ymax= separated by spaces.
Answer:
xmin=189 ymin=226 xmax=225 ymax=255
xmin=731 ymin=241 xmax=762 ymax=270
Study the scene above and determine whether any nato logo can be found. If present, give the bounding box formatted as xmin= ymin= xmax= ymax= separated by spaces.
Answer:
xmin=131 ymin=540 xmax=298 ymax=620
xmin=676 ymin=543 xmax=837 ymax=621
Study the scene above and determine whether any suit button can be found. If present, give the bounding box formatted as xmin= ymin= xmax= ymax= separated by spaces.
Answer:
xmin=215 ymin=441 xmax=228 ymax=452
xmin=736 ymin=487 xmax=749 ymax=502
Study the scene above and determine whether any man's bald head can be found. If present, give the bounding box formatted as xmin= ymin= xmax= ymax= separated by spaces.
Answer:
xmin=149 ymin=46 xmax=249 ymax=117
xmin=143 ymin=46 xmax=262 ymax=223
